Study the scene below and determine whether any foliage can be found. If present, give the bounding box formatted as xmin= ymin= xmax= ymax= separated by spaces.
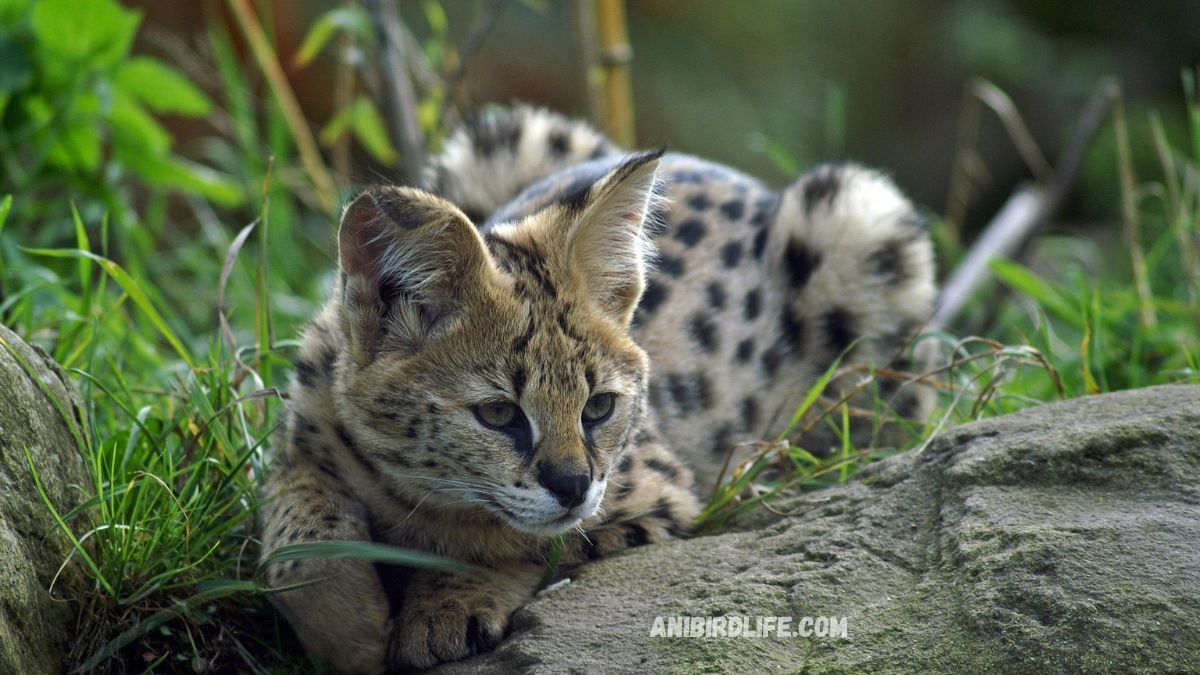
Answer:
xmin=0 ymin=0 xmax=241 ymax=240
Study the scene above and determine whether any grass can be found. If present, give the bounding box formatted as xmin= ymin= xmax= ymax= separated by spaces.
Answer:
xmin=0 ymin=3 xmax=1197 ymax=671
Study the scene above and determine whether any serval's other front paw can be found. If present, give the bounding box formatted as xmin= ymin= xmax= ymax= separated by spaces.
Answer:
xmin=385 ymin=568 xmax=535 ymax=672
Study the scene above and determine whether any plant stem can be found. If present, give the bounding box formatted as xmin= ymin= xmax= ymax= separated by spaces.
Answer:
xmin=227 ymin=0 xmax=337 ymax=213
xmin=365 ymin=0 xmax=427 ymax=184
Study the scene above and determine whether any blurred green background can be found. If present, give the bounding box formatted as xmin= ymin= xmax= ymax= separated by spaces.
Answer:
xmin=134 ymin=0 xmax=1200 ymax=221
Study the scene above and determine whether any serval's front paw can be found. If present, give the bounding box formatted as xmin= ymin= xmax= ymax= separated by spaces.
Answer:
xmin=386 ymin=590 xmax=509 ymax=671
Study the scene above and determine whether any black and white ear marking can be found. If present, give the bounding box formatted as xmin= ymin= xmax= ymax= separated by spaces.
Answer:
xmin=565 ymin=150 xmax=665 ymax=326
xmin=337 ymin=186 xmax=490 ymax=359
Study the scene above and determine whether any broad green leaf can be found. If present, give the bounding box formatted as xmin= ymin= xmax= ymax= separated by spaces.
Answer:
xmin=0 ymin=0 xmax=32 ymax=27
xmin=320 ymin=97 xmax=397 ymax=166
xmin=120 ymin=153 xmax=243 ymax=207
xmin=989 ymin=258 xmax=1084 ymax=327
xmin=351 ymin=101 xmax=397 ymax=166
xmin=292 ymin=6 xmax=371 ymax=67
xmin=114 ymin=57 xmax=212 ymax=117
xmin=0 ymin=34 xmax=33 ymax=92
xmin=46 ymin=120 xmax=102 ymax=171
xmin=30 ymin=0 xmax=140 ymax=67
xmin=109 ymin=91 xmax=171 ymax=156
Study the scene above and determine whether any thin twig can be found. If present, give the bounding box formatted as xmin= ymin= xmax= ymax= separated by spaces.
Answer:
xmin=443 ymin=0 xmax=509 ymax=99
xmin=365 ymin=0 xmax=427 ymax=184
xmin=934 ymin=79 xmax=1119 ymax=332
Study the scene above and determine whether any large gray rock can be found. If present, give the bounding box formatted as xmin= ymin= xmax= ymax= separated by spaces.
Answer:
xmin=0 ymin=324 xmax=91 ymax=674
xmin=446 ymin=384 xmax=1200 ymax=674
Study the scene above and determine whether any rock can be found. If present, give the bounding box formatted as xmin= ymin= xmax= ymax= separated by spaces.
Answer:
xmin=0 ymin=324 xmax=92 ymax=674
xmin=443 ymin=384 xmax=1200 ymax=674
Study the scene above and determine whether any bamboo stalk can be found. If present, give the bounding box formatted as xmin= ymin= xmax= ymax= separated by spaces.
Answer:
xmin=227 ymin=0 xmax=337 ymax=213
xmin=571 ymin=0 xmax=604 ymax=127
xmin=594 ymin=0 xmax=635 ymax=147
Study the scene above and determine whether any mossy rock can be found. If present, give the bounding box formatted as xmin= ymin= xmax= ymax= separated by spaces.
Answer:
xmin=0 ymin=324 xmax=91 ymax=674
xmin=445 ymin=385 xmax=1200 ymax=674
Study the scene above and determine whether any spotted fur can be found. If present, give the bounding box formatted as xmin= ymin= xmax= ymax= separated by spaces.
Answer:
xmin=261 ymin=106 xmax=936 ymax=673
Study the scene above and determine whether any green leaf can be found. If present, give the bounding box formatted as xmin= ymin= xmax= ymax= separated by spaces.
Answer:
xmin=320 ymin=98 xmax=398 ymax=166
xmin=0 ymin=0 xmax=32 ymax=27
xmin=0 ymin=34 xmax=33 ymax=92
xmin=19 ymin=247 xmax=196 ymax=369
xmin=989 ymin=258 xmax=1084 ymax=328
xmin=109 ymin=91 xmax=171 ymax=156
xmin=292 ymin=6 xmax=370 ymax=67
xmin=259 ymin=541 xmax=483 ymax=578
xmin=30 ymin=0 xmax=140 ymax=68
xmin=120 ymin=153 xmax=243 ymax=207
xmin=114 ymin=57 xmax=212 ymax=117
xmin=46 ymin=119 xmax=102 ymax=171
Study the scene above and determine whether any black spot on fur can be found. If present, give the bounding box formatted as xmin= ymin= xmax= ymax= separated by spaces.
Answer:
xmin=712 ymin=423 xmax=734 ymax=456
xmin=657 ymin=253 xmax=685 ymax=277
xmin=689 ymin=313 xmax=719 ymax=353
xmin=761 ymin=345 xmax=784 ymax=380
xmin=618 ymin=455 xmax=633 ymax=473
xmin=803 ymin=167 xmax=842 ymax=214
xmin=512 ymin=366 xmax=527 ymax=398
xmin=294 ymin=359 xmax=317 ymax=387
xmin=467 ymin=111 xmax=522 ymax=157
xmin=316 ymin=459 xmax=341 ymax=480
xmin=674 ymin=219 xmax=706 ymax=247
xmin=695 ymin=373 xmax=714 ymax=409
xmin=735 ymin=338 xmax=756 ymax=364
xmin=779 ymin=305 xmax=805 ymax=352
xmin=688 ymin=194 xmax=712 ymax=211
xmin=720 ymin=199 xmax=745 ymax=221
xmin=741 ymin=397 xmax=761 ymax=431
xmin=752 ymin=229 xmax=768 ymax=260
xmin=511 ymin=318 xmax=536 ymax=355
xmin=750 ymin=194 xmax=778 ymax=227
xmin=743 ymin=288 xmax=762 ymax=320
xmin=639 ymin=280 xmax=669 ymax=315
xmin=824 ymin=307 xmax=857 ymax=354
xmin=645 ymin=458 xmax=680 ymax=481
xmin=666 ymin=374 xmax=692 ymax=413
xmin=784 ymin=238 xmax=822 ymax=289
xmin=706 ymin=282 xmax=727 ymax=309
xmin=720 ymin=241 xmax=744 ymax=268
xmin=335 ymin=424 xmax=358 ymax=451
xmin=868 ymin=237 xmax=917 ymax=283
xmin=549 ymin=130 xmax=570 ymax=157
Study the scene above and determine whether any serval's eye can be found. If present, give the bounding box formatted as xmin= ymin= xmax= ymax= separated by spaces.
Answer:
xmin=581 ymin=393 xmax=615 ymax=425
xmin=474 ymin=401 xmax=519 ymax=429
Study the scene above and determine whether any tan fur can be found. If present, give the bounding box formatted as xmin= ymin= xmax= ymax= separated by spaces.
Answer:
xmin=261 ymin=108 xmax=936 ymax=673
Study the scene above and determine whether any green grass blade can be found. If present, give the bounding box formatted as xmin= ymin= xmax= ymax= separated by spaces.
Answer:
xmin=21 ymin=247 xmax=196 ymax=370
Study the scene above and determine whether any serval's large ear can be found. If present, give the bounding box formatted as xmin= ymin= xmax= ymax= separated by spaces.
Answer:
xmin=565 ymin=150 xmax=664 ymax=327
xmin=337 ymin=186 xmax=490 ymax=360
